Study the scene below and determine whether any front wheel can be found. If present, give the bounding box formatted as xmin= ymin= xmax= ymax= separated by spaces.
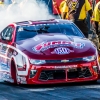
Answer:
xmin=11 ymin=60 xmax=17 ymax=84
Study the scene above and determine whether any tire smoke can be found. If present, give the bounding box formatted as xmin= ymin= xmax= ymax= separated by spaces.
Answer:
xmin=0 ymin=0 xmax=55 ymax=31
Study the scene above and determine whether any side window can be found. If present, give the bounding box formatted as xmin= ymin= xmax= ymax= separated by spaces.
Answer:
xmin=1 ymin=26 xmax=14 ymax=41
xmin=1 ymin=27 xmax=9 ymax=39
xmin=6 ymin=27 xmax=14 ymax=40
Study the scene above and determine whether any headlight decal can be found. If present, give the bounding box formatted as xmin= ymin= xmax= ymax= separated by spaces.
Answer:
xmin=30 ymin=59 xmax=46 ymax=65
xmin=83 ymin=55 xmax=96 ymax=62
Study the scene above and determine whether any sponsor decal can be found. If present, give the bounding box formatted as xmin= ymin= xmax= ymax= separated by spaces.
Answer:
xmin=74 ymin=43 xmax=85 ymax=49
xmin=2 ymin=73 xmax=10 ymax=79
xmin=18 ymin=27 xmax=23 ymax=32
xmin=0 ymin=44 xmax=8 ymax=54
xmin=17 ymin=76 xmax=21 ymax=83
xmin=20 ymin=77 xmax=26 ymax=81
xmin=0 ymin=72 xmax=13 ymax=82
xmin=0 ymin=63 xmax=10 ymax=71
xmin=51 ymin=47 xmax=74 ymax=55
xmin=32 ymin=41 xmax=85 ymax=52
xmin=0 ymin=43 xmax=29 ymax=76
xmin=33 ymin=37 xmax=40 ymax=41
xmin=17 ymin=76 xmax=26 ymax=84
xmin=55 ymin=65 xmax=77 ymax=69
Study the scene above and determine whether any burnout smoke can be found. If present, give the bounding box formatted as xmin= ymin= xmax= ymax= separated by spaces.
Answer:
xmin=0 ymin=0 xmax=55 ymax=31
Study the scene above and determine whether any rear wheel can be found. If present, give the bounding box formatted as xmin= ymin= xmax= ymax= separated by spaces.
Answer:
xmin=11 ymin=60 xmax=17 ymax=84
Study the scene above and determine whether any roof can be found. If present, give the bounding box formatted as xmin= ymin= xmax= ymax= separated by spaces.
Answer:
xmin=14 ymin=19 xmax=73 ymax=26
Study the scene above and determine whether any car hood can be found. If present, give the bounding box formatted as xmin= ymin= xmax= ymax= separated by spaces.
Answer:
xmin=16 ymin=34 xmax=96 ymax=59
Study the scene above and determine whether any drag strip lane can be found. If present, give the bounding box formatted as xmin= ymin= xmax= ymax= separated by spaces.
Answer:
xmin=0 ymin=81 xmax=100 ymax=100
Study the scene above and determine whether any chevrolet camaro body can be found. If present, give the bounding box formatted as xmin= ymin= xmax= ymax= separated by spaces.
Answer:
xmin=0 ymin=19 xmax=99 ymax=84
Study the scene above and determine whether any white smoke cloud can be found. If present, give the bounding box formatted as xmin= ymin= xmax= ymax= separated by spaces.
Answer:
xmin=0 ymin=0 xmax=55 ymax=31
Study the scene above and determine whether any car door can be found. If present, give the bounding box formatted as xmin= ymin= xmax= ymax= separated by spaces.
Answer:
xmin=0 ymin=26 xmax=14 ymax=81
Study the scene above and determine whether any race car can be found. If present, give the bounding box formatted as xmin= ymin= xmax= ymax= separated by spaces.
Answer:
xmin=0 ymin=19 xmax=99 ymax=84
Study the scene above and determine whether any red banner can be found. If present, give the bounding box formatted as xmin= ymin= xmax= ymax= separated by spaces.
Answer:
xmin=52 ymin=0 xmax=63 ymax=14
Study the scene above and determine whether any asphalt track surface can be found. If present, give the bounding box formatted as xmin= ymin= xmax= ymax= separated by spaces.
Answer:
xmin=0 ymin=80 xmax=100 ymax=100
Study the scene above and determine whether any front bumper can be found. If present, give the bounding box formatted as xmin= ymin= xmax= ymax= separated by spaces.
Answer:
xmin=27 ymin=61 xmax=99 ymax=84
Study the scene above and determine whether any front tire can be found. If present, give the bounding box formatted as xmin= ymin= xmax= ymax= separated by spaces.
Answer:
xmin=11 ymin=60 xmax=17 ymax=84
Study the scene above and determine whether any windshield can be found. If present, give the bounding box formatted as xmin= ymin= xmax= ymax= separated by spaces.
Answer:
xmin=16 ymin=23 xmax=84 ymax=41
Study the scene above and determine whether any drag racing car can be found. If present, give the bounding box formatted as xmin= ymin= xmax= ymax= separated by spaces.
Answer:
xmin=0 ymin=19 xmax=99 ymax=84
